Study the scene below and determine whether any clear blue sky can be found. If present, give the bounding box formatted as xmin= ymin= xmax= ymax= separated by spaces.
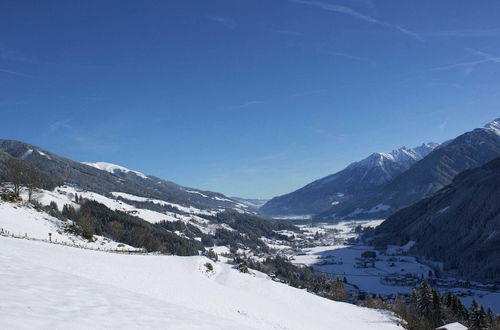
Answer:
xmin=1 ymin=1 xmax=499 ymax=198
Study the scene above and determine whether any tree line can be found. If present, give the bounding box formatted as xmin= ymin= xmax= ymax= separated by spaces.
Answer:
xmin=384 ymin=280 xmax=499 ymax=329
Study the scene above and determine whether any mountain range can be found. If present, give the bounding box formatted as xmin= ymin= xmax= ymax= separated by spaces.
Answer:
xmin=261 ymin=118 xmax=500 ymax=220
xmin=260 ymin=143 xmax=438 ymax=216
xmin=0 ymin=140 xmax=247 ymax=212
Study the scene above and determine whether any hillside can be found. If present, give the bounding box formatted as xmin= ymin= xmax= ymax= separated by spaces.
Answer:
xmin=373 ymin=157 xmax=500 ymax=282
xmin=318 ymin=118 xmax=500 ymax=220
xmin=260 ymin=143 xmax=437 ymax=217
xmin=0 ymin=237 xmax=400 ymax=329
xmin=0 ymin=140 xmax=247 ymax=212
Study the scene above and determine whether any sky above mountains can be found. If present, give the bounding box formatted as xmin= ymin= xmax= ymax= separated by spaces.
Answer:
xmin=1 ymin=1 xmax=499 ymax=198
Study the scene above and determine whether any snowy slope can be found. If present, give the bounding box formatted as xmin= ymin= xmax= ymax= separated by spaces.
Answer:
xmin=80 ymin=160 xmax=248 ymax=212
xmin=484 ymin=118 xmax=500 ymax=136
xmin=82 ymin=161 xmax=149 ymax=179
xmin=0 ymin=237 xmax=401 ymax=330
xmin=0 ymin=201 xmax=138 ymax=251
xmin=111 ymin=191 xmax=218 ymax=217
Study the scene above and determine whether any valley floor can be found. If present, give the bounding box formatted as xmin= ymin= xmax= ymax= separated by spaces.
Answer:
xmin=287 ymin=221 xmax=500 ymax=313
xmin=0 ymin=236 xmax=401 ymax=330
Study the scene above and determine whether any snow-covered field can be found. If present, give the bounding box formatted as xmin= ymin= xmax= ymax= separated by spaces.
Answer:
xmin=294 ymin=244 xmax=432 ymax=295
xmin=0 ymin=236 xmax=401 ymax=330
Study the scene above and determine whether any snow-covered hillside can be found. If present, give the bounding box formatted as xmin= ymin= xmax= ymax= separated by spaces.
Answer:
xmin=0 ymin=200 xmax=138 ymax=251
xmin=0 ymin=236 xmax=401 ymax=329
xmin=80 ymin=159 xmax=249 ymax=212
xmin=82 ymin=161 xmax=149 ymax=179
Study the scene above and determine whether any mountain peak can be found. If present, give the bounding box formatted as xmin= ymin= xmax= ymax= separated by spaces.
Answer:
xmin=413 ymin=142 xmax=439 ymax=157
xmin=361 ymin=143 xmax=439 ymax=169
xmin=82 ymin=161 xmax=148 ymax=179
xmin=484 ymin=118 xmax=500 ymax=136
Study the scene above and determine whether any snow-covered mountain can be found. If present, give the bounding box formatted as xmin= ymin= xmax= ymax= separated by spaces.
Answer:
xmin=82 ymin=161 xmax=148 ymax=179
xmin=0 ymin=140 xmax=247 ymax=213
xmin=260 ymin=143 xmax=438 ymax=217
xmin=319 ymin=118 xmax=500 ymax=220
xmin=485 ymin=118 xmax=500 ymax=135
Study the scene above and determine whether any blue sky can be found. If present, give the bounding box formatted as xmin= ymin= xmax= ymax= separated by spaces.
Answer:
xmin=1 ymin=1 xmax=499 ymax=198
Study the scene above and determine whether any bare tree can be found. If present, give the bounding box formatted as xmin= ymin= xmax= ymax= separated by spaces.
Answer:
xmin=7 ymin=158 xmax=25 ymax=197
xmin=25 ymin=163 xmax=40 ymax=202
xmin=7 ymin=158 xmax=40 ymax=201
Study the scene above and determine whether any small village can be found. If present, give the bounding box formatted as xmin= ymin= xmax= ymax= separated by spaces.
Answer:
xmin=262 ymin=219 xmax=500 ymax=313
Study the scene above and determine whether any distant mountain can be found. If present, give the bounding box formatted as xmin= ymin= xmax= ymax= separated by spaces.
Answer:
xmin=318 ymin=118 xmax=500 ymax=220
xmin=260 ymin=143 xmax=438 ymax=217
xmin=372 ymin=157 xmax=500 ymax=282
xmin=0 ymin=140 xmax=246 ymax=212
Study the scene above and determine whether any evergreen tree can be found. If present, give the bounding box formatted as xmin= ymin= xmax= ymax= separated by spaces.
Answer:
xmin=486 ymin=308 xmax=494 ymax=327
xmin=469 ymin=299 xmax=487 ymax=330
xmin=431 ymin=289 xmax=442 ymax=327
xmin=416 ymin=280 xmax=433 ymax=318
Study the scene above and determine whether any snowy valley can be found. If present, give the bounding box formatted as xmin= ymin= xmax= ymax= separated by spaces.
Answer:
xmin=0 ymin=196 xmax=400 ymax=330
xmin=1 ymin=134 xmax=499 ymax=329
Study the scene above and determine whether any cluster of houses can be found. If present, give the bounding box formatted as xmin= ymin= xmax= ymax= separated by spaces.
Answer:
xmin=381 ymin=273 xmax=421 ymax=287
xmin=316 ymin=255 xmax=344 ymax=266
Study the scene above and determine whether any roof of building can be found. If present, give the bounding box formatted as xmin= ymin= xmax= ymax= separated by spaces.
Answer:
xmin=436 ymin=322 xmax=468 ymax=330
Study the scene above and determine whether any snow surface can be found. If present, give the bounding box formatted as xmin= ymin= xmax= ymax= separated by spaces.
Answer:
xmin=57 ymin=186 xmax=177 ymax=223
xmin=0 ymin=237 xmax=401 ymax=330
xmin=36 ymin=150 xmax=52 ymax=160
xmin=82 ymin=161 xmax=148 ymax=179
xmin=20 ymin=149 xmax=33 ymax=159
xmin=436 ymin=322 xmax=468 ymax=330
xmin=111 ymin=191 xmax=217 ymax=216
xmin=184 ymin=189 xmax=210 ymax=198
xmin=0 ymin=201 xmax=137 ymax=251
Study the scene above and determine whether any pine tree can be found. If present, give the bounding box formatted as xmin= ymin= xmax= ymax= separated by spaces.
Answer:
xmin=469 ymin=299 xmax=486 ymax=330
xmin=416 ymin=280 xmax=433 ymax=318
xmin=486 ymin=308 xmax=494 ymax=327
xmin=450 ymin=295 xmax=468 ymax=323
xmin=431 ymin=289 xmax=442 ymax=327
